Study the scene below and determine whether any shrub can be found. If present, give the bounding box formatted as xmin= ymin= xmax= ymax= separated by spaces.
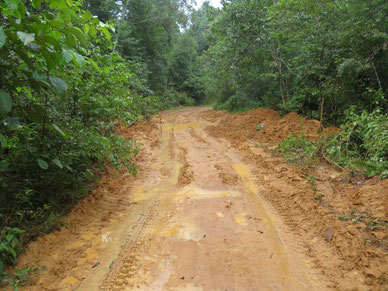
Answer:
xmin=278 ymin=134 xmax=317 ymax=169
xmin=322 ymin=106 xmax=388 ymax=177
xmin=278 ymin=107 xmax=387 ymax=178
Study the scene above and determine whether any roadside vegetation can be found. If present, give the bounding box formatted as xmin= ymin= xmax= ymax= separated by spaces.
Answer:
xmin=174 ymin=0 xmax=387 ymax=178
xmin=0 ymin=0 xmax=194 ymax=281
xmin=278 ymin=105 xmax=387 ymax=178
xmin=0 ymin=0 xmax=387 ymax=284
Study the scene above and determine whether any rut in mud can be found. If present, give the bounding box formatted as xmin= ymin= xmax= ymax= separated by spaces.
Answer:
xmin=15 ymin=108 xmax=387 ymax=290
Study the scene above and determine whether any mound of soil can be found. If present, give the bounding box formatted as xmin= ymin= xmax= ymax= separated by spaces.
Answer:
xmin=204 ymin=107 xmax=387 ymax=290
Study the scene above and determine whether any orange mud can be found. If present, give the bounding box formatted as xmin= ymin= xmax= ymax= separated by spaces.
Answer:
xmin=11 ymin=107 xmax=387 ymax=291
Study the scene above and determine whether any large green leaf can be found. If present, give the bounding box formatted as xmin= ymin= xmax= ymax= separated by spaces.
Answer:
xmin=49 ymin=76 xmax=68 ymax=94
xmin=32 ymin=0 xmax=43 ymax=9
xmin=0 ymin=89 xmax=12 ymax=114
xmin=64 ymin=30 xmax=76 ymax=47
xmin=16 ymin=31 xmax=35 ymax=45
xmin=0 ymin=26 xmax=6 ymax=49
xmin=66 ymin=27 xmax=88 ymax=48
xmin=52 ymin=158 xmax=63 ymax=169
xmin=100 ymin=26 xmax=110 ymax=40
xmin=37 ymin=158 xmax=49 ymax=169
xmin=73 ymin=52 xmax=85 ymax=66
xmin=48 ymin=0 xmax=67 ymax=9
xmin=61 ymin=49 xmax=74 ymax=64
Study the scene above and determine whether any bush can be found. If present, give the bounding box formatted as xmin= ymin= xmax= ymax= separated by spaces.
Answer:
xmin=322 ymin=106 xmax=388 ymax=177
xmin=278 ymin=134 xmax=317 ymax=169
xmin=0 ymin=0 xmax=181 ymax=276
xmin=278 ymin=107 xmax=388 ymax=178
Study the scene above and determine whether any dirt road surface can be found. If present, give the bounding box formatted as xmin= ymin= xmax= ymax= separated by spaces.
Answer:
xmin=15 ymin=108 xmax=387 ymax=290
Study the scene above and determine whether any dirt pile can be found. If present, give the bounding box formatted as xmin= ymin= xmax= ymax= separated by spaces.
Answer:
xmin=205 ymin=107 xmax=388 ymax=289
xmin=203 ymin=108 xmax=339 ymax=144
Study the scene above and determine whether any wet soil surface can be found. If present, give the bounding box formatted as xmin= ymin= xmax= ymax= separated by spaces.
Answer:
xmin=15 ymin=108 xmax=387 ymax=290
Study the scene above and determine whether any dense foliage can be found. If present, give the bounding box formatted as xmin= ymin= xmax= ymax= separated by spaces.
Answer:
xmin=278 ymin=106 xmax=388 ymax=178
xmin=0 ymin=0 xmax=193 ymax=278
xmin=172 ymin=0 xmax=387 ymax=176
xmin=190 ymin=0 xmax=388 ymax=124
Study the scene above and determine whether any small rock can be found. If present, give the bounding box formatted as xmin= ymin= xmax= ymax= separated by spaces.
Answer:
xmin=180 ymin=276 xmax=185 ymax=280
xmin=324 ymin=227 xmax=334 ymax=242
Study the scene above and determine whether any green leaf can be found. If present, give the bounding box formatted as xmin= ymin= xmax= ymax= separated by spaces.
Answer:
xmin=0 ymin=259 xmax=3 ymax=275
xmin=41 ymin=50 xmax=56 ymax=70
xmin=73 ymin=52 xmax=85 ymax=66
xmin=41 ymin=35 xmax=61 ymax=52
xmin=37 ymin=158 xmax=49 ymax=169
xmin=49 ymin=76 xmax=68 ymax=94
xmin=4 ymin=116 xmax=19 ymax=130
xmin=16 ymin=31 xmax=35 ymax=45
xmin=64 ymin=30 xmax=76 ymax=47
xmin=100 ymin=26 xmax=110 ymax=40
xmin=32 ymin=0 xmax=43 ymax=9
xmin=0 ymin=133 xmax=7 ymax=147
xmin=51 ymin=123 xmax=67 ymax=138
xmin=7 ymin=247 xmax=16 ymax=258
xmin=52 ymin=158 xmax=63 ymax=169
xmin=0 ymin=89 xmax=12 ymax=114
xmin=49 ymin=0 xmax=66 ymax=9
xmin=61 ymin=49 xmax=74 ymax=63
xmin=6 ymin=234 xmax=14 ymax=242
xmin=66 ymin=27 xmax=88 ymax=48
xmin=0 ymin=26 xmax=6 ymax=49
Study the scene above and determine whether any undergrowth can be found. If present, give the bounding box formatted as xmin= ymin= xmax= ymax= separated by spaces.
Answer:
xmin=278 ymin=107 xmax=388 ymax=178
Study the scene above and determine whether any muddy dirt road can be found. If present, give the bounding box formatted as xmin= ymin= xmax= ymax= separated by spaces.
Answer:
xmin=16 ymin=108 xmax=387 ymax=290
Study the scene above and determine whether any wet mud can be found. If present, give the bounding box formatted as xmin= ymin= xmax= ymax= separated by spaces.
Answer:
xmin=13 ymin=107 xmax=387 ymax=290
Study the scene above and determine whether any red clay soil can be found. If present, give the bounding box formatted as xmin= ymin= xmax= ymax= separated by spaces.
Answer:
xmin=8 ymin=107 xmax=387 ymax=291
xmin=202 ymin=107 xmax=388 ymax=290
